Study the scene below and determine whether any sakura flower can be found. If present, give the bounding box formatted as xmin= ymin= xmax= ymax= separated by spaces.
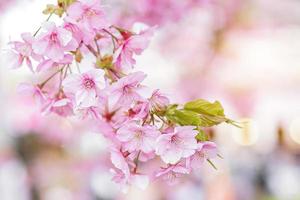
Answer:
xmin=155 ymin=126 xmax=198 ymax=164
xmin=116 ymin=122 xmax=160 ymax=153
xmin=74 ymin=105 xmax=101 ymax=120
xmin=110 ymin=146 xmax=149 ymax=191
xmin=113 ymin=27 xmax=154 ymax=70
xmin=8 ymin=32 xmax=41 ymax=71
xmin=63 ymin=69 xmax=103 ymax=107
xmin=66 ymin=0 xmax=109 ymax=43
xmin=149 ymin=89 xmax=170 ymax=111
xmin=36 ymin=54 xmax=73 ymax=72
xmin=128 ymin=100 xmax=150 ymax=120
xmin=63 ymin=19 xmax=84 ymax=44
xmin=33 ymin=22 xmax=78 ymax=62
xmin=110 ymin=168 xmax=149 ymax=192
xmin=188 ymin=141 xmax=218 ymax=170
xmin=155 ymin=160 xmax=190 ymax=185
xmin=110 ymin=71 xmax=146 ymax=106
xmin=42 ymin=96 xmax=73 ymax=117
xmin=17 ymin=83 xmax=47 ymax=104
xmin=110 ymin=147 xmax=131 ymax=175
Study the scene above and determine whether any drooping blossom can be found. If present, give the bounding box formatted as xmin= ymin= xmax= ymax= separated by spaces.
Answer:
xmin=109 ymin=71 xmax=146 ymax=106
xmin=113 ymin=27 xmax=154 ymax=70
xmin=63 ymin=19 xmax=84 ymax=44
xmin=155 ymin=160 xmax=190 ymax=185
xmin=36 ymin=54 xmax=73 ymax=72
xmin=8 ymin=33 xmax=41 ymax=71
xmin=63 ymin=69 xmax=103 ymax=107
xmin=116 ymin=121 xmax=160 ymax=153
xmin=17 ymin=83 xmax=47 ymax=104
xmin=149 ymin=89 xmax=170 ymax=111
xmin=188 ymin=141 xmax=218 ymax=170
xmin=155 ymin=126 xmax=198 ymax=164
xmin=41 ymin=96 xmax=73 ymax=117
xmin=128 ymin=100 xmax=150 ymax=120
xmin=110 ymin=147 xmax=149 ymax=191
xmin=33 ymin=22 xmax=78 ymax=62
xmin=111 ymin=168 xmax=149 ymax=192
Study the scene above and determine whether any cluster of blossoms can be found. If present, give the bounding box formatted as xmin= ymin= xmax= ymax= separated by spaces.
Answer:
xmin=8 ymin=0 xmax=234 ymax=191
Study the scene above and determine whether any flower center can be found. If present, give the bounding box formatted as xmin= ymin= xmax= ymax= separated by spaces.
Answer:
xmin=84 ymin=8 xmax=97 ymax=17
xmin=49 ymin=32 xmax=58 ymax=43
xmin=170 ymin=135 xmax=182 ymax=145
xmin=134 ymin=130 xmax=143 ymax=140
xmin=83 ymin=77 xmax=95 ymax=89
xmin=122 ymin=85 xmax=131 ymax=93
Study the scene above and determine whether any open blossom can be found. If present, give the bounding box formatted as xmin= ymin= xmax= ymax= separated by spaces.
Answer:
xmin=33 ymin=22 xmax=78 ymax=62
xmin=188 ymin=141 xmax=218 ymax=170
xmin=155 ymin=160 xmax=190 ymax=185
xmin=110 ymin=71 xmax=146 ymax=106
xmin=63 ymin=69 xmax=103 ymax=107
xmin=36 ymin=54 xmax=73 ymax=72
xmin=66 ymin=0 xmax=109 ymax=43
xmin=111 ymin=168 xmax=149 ymax=192
xmin=42 ymin=96 xmax=73 ymax=117
xmin=149 ymin=89 xmax=170 ymax=111
xmin=110 ymin=147 xmax=149 ymax=191
xmin=8 ymin=33 xmax=41 ymax=71
xmin=128 ymin=100 xmax=150 ymax=120
xmin=155 ymin=126 xmax=198 ymax=164
xmin=113 ymin=27 xmax=154 ymax=70
xmin=116 ymin=122 xmax=160 ymax=153
xmin=17 ymin=83 xmax=47 ymax=104
xmin=63 ymin=19 xmax=84 ymax=44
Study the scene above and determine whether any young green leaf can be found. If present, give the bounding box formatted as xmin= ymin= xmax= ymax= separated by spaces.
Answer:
xmin=184 ymin=99 xmax=225 ymax=117
xmin=195 ymin=129 xmax=208 ymax=141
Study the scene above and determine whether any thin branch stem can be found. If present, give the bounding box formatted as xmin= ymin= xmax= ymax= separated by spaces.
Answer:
xmin=85 ymin=44 xmax=99 ymax=57
xmin=40 ymin=67 xmax=64 ymax=88
xmin=33 ymin=12 xmax=53 ymax=37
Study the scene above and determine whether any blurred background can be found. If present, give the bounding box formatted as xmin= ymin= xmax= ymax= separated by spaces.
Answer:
xmin=1 ymin=0 xmax=300 ymax=199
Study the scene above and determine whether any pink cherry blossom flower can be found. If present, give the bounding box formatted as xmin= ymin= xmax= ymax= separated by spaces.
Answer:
xmin=110 ymin=168 xmax=149 ymax=192
xmin=66 ymin=0 xmax=109 ymax=44
xmin=33 ymin=22 xmax=78 ymax=62
xmin=149 ymin=89 xmax=170 ymax=111
xmin=36 ymin=54 xmax=73 ymax=72
xmin=155 ymin=160 xmax=190 ymax=185
xmin=42 ymin=96 xmax=73 ymax=117
xmin=110 ymin=146 xmax=149 ymax=191
xmin=128 ymin=100 xmax=150 ymax=120
xmin=8 ymin=32 xmax=41 ymax=71
xmin=63 ymin=19 xmax=84 ymax=44
xmin=17 ymin=83 xmax=47 ymax=104
xmin=63 ymin=69 xmax=103 ymax=107
xmin=155 ymin=126 xmax=198 ymax=164
xmin=188 ymin=141 xmax=218 ymax=170
xmin=109 ymin=71 xmax=146 ymax=106
xmin=116 ymin=122 xmax=160 ymax=153
xmin=110 ymin=147 xmax=131 ymax=175
xmin=74 ymin=105 xmax=101 ymax=120
xmin=113 ymin=27 xmax=154 ymax=70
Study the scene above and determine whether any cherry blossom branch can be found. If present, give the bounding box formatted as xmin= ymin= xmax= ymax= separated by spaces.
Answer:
xmin=8 ymin=0 xmax=236 ymax=191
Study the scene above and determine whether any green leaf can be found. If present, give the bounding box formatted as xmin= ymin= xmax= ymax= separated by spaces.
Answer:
xmin=184 ymin=99 xmax=225 ymax=117
xmin=195 ymin=129 xmax=208 ymax=141
xmin=166 ymin=109 xmax=201 ymax=126
xmin=198 ymin=115 xmax=227 ymax=127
